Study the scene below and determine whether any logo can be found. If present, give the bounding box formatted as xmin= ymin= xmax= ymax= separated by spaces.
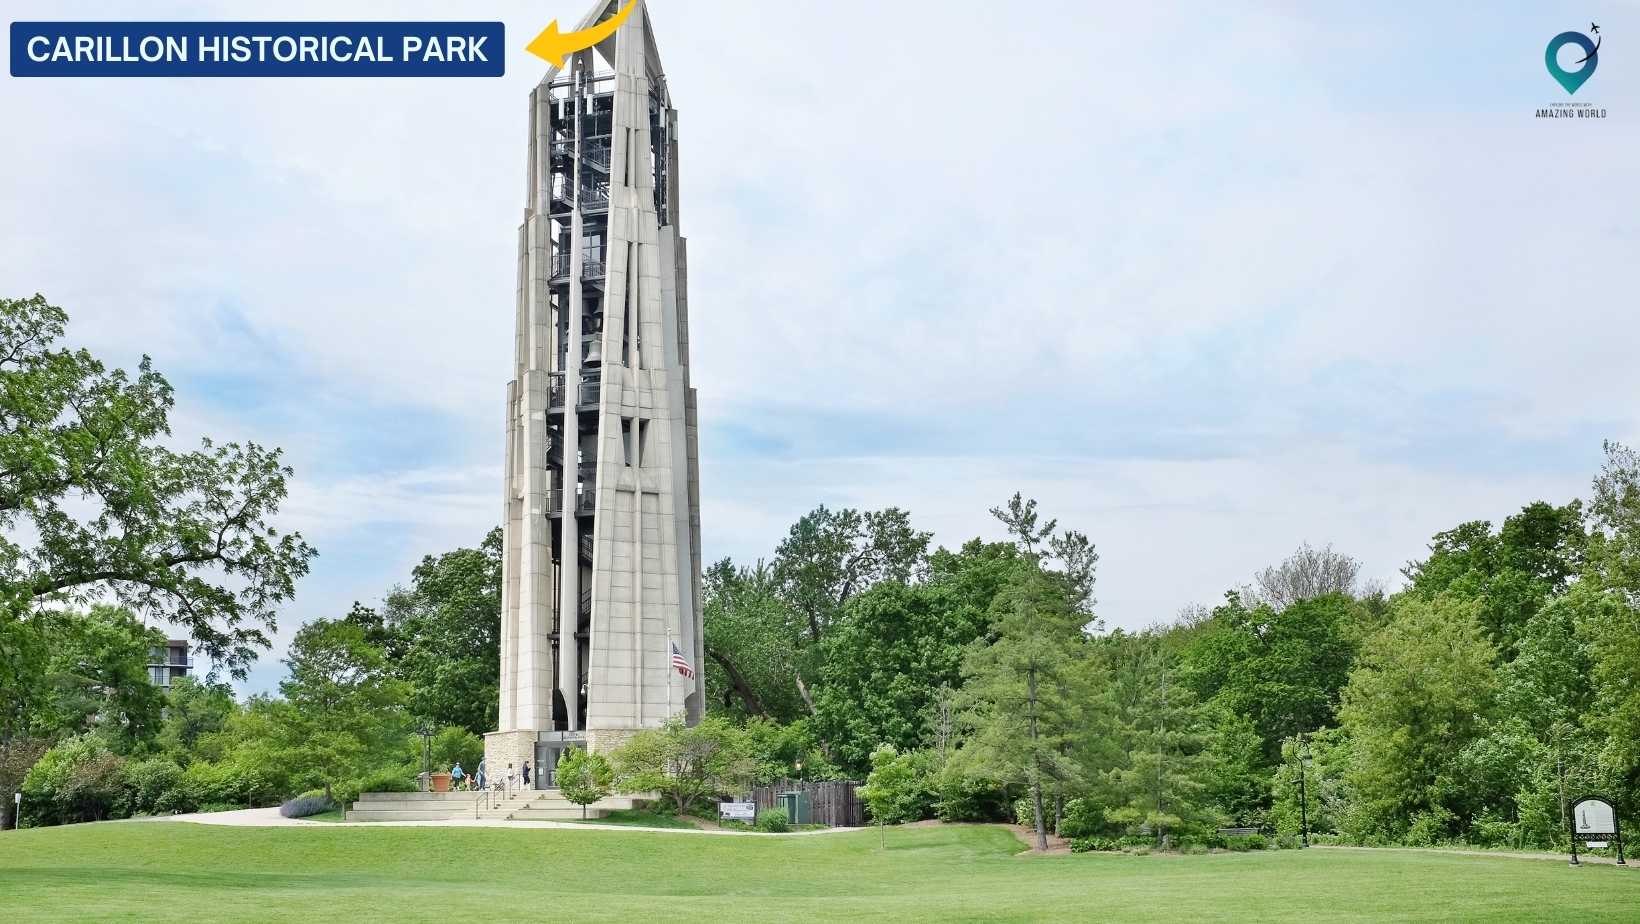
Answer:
xmin=1545 ymin=24 xmax=1600 ymax=95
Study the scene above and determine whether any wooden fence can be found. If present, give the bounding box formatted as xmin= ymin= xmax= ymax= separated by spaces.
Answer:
xmin=746 ymin=780 xmax=864 ymax=827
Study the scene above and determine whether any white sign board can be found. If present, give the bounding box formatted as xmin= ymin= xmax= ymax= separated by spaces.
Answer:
xmin=719 ymin=801 xmax=755 ymax=822
xmin=1574 ymin=798 xmax=1617 ymax=835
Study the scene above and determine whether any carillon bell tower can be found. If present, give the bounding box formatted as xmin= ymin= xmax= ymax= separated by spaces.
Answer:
xmin=486 ymin=0 xmax=703 ymax=783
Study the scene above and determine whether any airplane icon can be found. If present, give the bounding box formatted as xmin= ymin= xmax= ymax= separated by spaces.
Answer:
xmin=1591 ymin=23 xmax=1600 ymax=35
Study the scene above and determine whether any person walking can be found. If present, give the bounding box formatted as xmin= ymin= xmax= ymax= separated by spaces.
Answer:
xmin=475 ymin=758 xmax=487 ymax=791
xmin=522 ymin=760 xmax=532 ymax=787
xmin=450 ymin=762 xmax=465 ymax=790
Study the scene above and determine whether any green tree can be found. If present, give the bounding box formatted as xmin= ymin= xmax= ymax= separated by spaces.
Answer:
xmin=859 ymin=744 xmax=935 ymax=824
xmin=1098 ymin=632 xmax=1220 ymax=845
xmin=556 ymin=747 xmax=613 ymax=818
xmin=375 ymin=528 xmax=502 ymax=735
xmin=1338 ymin=595 xmax=1498 ymax=840
xmin=157 ymin=676 xmax=238 ymax=758
xmin=1402 ymin=501 xmax=1585 ymax=656
xmin=951 ymin=563 xmax=1088 ymax=850
xmin=35 ymin=606 xmax=166 ymax=750
xmin=0 ymin=295 xmax=316 ymax=677
xmin=702 ymin=560 xmax=805 ymax=721
xmin=610 ymin=716 xmax=756 ymax=814
xmin=276 ymin=618 xmax=411 ymax=794
xmin=813 ymin=581 xmax=988 ymax=773
xmin=1178 ymin=592 xmax=1359 ymax=761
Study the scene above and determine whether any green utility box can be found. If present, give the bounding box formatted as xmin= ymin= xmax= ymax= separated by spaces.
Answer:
xmin=776 ymin=790 xmax=812 ymax=825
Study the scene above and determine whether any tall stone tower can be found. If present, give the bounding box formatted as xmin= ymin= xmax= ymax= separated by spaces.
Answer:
xmin=486 ymin=0 xmax=703 ymax=784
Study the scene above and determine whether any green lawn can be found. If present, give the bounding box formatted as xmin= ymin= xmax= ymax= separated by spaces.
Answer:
xmin=1 ymin=822 xmax=1635 ymax=922
xmin=571 ymin=807 xmax=698 ymax=828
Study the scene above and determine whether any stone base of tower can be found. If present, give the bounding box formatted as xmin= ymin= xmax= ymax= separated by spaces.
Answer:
xmin=483 ymin=729 xmax=537 ymax=782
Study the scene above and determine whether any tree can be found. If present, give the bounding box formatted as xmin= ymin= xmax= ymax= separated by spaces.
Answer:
xmin=376 ymin=529 xmax=503 ymax=735
xmin=859 ymin=744 xmax=934 ymax=825
xmin=157 ymin=676 xmax=237 ymax=757
xmin=1177 ymin=592 xmax=1359 ymax=761
xmin=0 ymin=295 xmax=316 ymax=677
xmin=1249 ymin=543 xmax=1362 ymax=610
xmin=812 ymin=582 xmax=988 ymax=773
xmin=990 ymin=493 xmax=1098 ymax=614
xmin=556 ymin=747 xmax=613 ymax=818
xmin=1402 ymin=502 xmax=1586 ymax=656
xmin=35 ymin=605 xmax=166 ymax=750
xmin=951 ymin=563 xmax=1089 ymax=850
xmin=276 ymin=618 xmax=410 ymax=793
xmin=1338 ymin=594 xmax=1498 ymax=840
xmin=1098 ymin=632 xmax=1220 ymax=845
xmin=610 ymin=716 xmax=756 ymax=814
xmin=702 ymin=559 xmax=804 ymax=721
xmin=772 ymin=505 xmax=931 ymax=644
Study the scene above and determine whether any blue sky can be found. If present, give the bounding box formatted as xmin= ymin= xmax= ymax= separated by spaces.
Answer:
xmin=2 ymin=1 xmax=1636 ymax=695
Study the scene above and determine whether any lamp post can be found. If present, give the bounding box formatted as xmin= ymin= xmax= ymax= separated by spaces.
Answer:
xmin=1293 ymin=732 xmax=1311 ymax=848
xmin=416 ymin=723 xmax=434 ymax=790
xmin=795 ymin=760 xmax=804 ymax=784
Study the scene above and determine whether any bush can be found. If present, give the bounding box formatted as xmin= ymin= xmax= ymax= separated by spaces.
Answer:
xmin=279 ymin=793 xmax=336 ymax=818
xmin=932 ymin=765 xmax=1009 ymax=822
xmin=1069 ymin=836 xmax=1120 ymax=853
xmin=119 ymin=757 xmax=184 ymax=817
xmin=754 ymin=807 xmax=791 ymax=833
xmin=345 ymin=768 xmax=417 ymax=804
xmin=1057 ymin=798 xmax=1105 ymax=838
xmin=1225 ymin=834 xmax=1267 ymax=851
xmin=1275 ymin=834 xmax=1301 ymax=850
xmin=197 ymin=802 xmax=243 ymax=814
xmin=1405 ymin=808 xmax=1454 ymax=847
xmin=178 ymin=761 xmax=275 ymax=810
xmin=21 ymin=736 xmax=127 ymax=826
xmin=859 ymin=745 xmax=934 ymax=825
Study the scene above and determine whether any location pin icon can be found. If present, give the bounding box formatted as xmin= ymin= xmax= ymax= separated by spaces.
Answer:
xmin=1545 ymin=31 xmax=1599 ymax=95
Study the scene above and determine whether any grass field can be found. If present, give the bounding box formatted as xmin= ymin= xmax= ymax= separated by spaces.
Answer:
xmin=1 ymin=821 xmax=1635 ymax=922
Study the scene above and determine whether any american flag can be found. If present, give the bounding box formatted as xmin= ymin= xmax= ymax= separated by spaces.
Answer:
xmin=670 ymin=641 xmax=695 ymax=679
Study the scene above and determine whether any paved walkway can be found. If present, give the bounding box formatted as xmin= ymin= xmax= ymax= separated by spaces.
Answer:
xmin=1314 ymin=844 xmax=1633 ymax=867
xmin=148 ymin=806 xmax=855 ymax=837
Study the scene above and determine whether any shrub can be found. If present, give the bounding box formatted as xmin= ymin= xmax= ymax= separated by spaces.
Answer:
xmin=178 ymin=761 xmax=274 ymax=810
xmin=1225 ymin=834 xmax=1267 ymax=851
xmin=1012 ymin=796 xmax=1034 ymax=828
xmin=346 ymin=768 xmax=417 ymax=803
xmin=932 ymin=765 xmax=1008 ymax=822
xmin=279 ymin=794 xmax=336 ymax=818
xmin=1057 ymin=798 xmax=1105 ymax=838
xmin=859 ymin=745 xmax=934 ymax=825
xmin=1275 ymin=834 xmax=1301 ymax=850
xmin=119 ymin=757 xmax=184 ymax=817
xmin=197 ymin=802 xmax=243 ymax=814
xmin=21 ymin=736 xmax=127 ymax=826
xmin=1069 ymin=836 xmax=1120 ymax=853
xmin=755 ymin=807 xmax=790 ymax=833
xmin=1405 ymin=808 xmax=1454 ymax=847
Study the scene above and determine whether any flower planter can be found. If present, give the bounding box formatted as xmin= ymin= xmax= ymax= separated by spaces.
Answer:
xmin=430 ymin=772 xmax=453 ymax=793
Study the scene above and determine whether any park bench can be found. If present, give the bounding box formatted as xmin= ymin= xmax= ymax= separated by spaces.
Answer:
xmin=1216 ymin=826 xmax=1260 ymax=837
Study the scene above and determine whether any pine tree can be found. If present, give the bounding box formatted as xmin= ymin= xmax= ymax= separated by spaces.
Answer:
xmin=951 ymin=563 xmax=1088 ymax=850
xmin=1099 ymin=633 xmax=1220 ymax=846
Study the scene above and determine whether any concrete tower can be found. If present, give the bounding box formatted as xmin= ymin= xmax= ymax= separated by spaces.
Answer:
xmin=486 ymin=0 xmax=703 ymax=785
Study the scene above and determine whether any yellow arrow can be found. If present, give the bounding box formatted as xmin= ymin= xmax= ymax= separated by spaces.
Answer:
xmin=526 ymin=0 xmax=637 ymax=68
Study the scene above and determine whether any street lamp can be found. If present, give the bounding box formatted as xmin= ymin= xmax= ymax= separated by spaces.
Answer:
xmin=794 ymin=760 xmax=803 ymax=784
xmin=417 ymin=723 xmax=435 ymax=779
xmin=1290 ymin=733 xmax=1312 ymax=848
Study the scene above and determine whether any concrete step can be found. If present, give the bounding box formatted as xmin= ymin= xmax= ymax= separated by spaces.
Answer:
xmin=354 ymin=791 xmax=480 ymax=803
xmin=345 ymin=808 xmax=476 ymax=822
xmin=508 ymin=806 xmax=612 ymax=821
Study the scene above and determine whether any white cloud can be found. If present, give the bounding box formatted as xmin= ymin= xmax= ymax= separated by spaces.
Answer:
xmin=1 ymin=2 xmax=1635 ymax=693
